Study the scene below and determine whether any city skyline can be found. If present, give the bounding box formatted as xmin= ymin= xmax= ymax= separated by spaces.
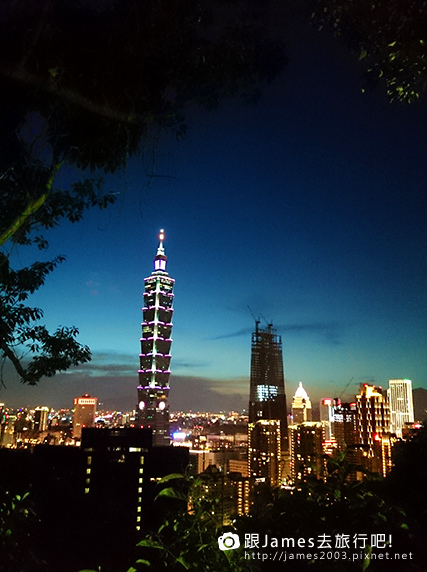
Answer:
xmin=1 ymin=16 xmax=427 ymax=412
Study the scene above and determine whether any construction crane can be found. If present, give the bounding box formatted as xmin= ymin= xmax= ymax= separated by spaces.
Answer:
xmin=247 ymin=306 xmax=260 ymax=330
xmin=336 ymin=377 xmax=355 ymax=402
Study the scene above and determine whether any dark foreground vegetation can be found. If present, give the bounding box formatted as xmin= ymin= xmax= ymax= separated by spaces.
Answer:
xmin=0 ymin=424 xmax=426 ymax=572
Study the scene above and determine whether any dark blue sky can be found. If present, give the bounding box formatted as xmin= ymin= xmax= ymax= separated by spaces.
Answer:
xmin=2 ymin=18 xmax=427 ymax=412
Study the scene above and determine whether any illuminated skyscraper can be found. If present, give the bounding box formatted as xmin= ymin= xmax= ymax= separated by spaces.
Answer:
xmin=334 ymin=402 xmax=357 ymax=451
xmin=73 ymin=394 xmax=97 ymax=440
xmin=289 ymin=422 xmax=325 ymax=482
xmin=356 ymin=384 xmax=390 ymax=473
xmin=34 ymin=406 xmax=49 ymax=432
xmin=387 ymin=379 xmax=414 ymax=438
xmin=319 ymin=398 xmax=336 ymax=440
xmin=248 ymin=321 xmax=288 ymax=450
xmin=291 ymin=382 xmax=312 ymax=423
xmin=248 ymin=322 xmax=287 ymax=485
xmin=137 ymin=230 xmax=174 ymax=446
xmin=356 ymin=384 xmax=390 ymax=447
xmin=248 ymin=419 xmax=282 ymax=485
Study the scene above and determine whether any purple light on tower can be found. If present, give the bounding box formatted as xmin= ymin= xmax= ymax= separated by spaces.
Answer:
xmin=137 ymin=229 xmax=175 ymax=446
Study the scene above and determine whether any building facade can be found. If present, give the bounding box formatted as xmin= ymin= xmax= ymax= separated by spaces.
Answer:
xmin=289 ymin=422 xmax=325 ymax=482
xmin=291 ymin=382 xmax=312 ymax=424
xmin=320 ymin=398 xmax=337 ymax=440
xmin=248 ymin=322 xmax=288 ymax=449
xmin=248 ymin=419 xmax=282 ymax=485
xmin=34 ymin=406 xmax=49 ymax=432
xmin=388 ymin=379 xmax=414 ymax=438
xmin=334 ymin=402 xmax=358 ymax=450
xmin=137 ymin=230 xmax=175 ymax=446
xmin=248 ymin=321 xmax=288 ymax=486
xmin=356 ymin=384 xmax=390 ymax=474
xmin=73 ymin=394 xmax=97 ymax=440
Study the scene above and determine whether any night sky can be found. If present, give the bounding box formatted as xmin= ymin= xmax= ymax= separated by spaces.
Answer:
xmin=2 ymin=15 xmax=427 ymax=412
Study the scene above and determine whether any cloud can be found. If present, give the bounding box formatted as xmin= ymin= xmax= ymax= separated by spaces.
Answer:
xmin=209 ymin=327 xmax=253 ymax=340
xmin=172 ymin=359 xmax=210 ymax=370
xmin=211 ymin=322 xmax=346 ymax=345
xmin=168 ymin=376 xmax=247 ymax=412
xmin=0 ymin=357 xmax=249 ymax=412
xmin=63 ymin=351 xmax=136 ymax=377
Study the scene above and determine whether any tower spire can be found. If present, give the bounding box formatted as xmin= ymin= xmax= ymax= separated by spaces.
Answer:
xmin=154 ymin=228 xmax=167 ymax=272
xmin=157 ymin=229 xmax=165 ymax=256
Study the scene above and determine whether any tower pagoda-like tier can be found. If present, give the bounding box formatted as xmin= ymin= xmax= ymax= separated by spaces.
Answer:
xmin=137 ymin=230 xmax=174 ymax=446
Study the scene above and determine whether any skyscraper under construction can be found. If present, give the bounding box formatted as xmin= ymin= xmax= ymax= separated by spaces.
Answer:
xmin=137 ymin=230 xmax=174 ymax=446
xmin=248 ymin=322 xmax=288 ymax=484
xmin=249 ymin=322 xmax=288 ymax=437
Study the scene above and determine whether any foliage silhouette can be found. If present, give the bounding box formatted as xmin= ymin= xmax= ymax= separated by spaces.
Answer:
xmin=311 ymin=0 xmax=427 ymax=102
xmin=0 ymin=490 xmax=43 ymax=572
xmin=0 ymin=0 xmax=285 ymax=384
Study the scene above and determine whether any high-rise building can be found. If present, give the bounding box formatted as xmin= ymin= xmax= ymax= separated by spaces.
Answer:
xmin=73 ymin=394 xmax=97 ymax=440
xmin=319 ymin=398 xmax=336 ymax=440
xmin=388 ymin=379 xmax=414 ymax=438
xmin=248 ymin=419 xmax=282 ymax=486
xmin=248 ymin=321 xmax=288 ymax=448
xmin=356 ymin=384 xmax=390 ymax=474
xmin=289 ymin=422 xmax=325 ymax=482
xmin=334 ymin=402 xmax=357 ymax=451
xmin=373 ymin=432 xmax=400 ymax=478
xmin=34 ymin=406 xmax=49 ymax=432
xmin=333 ymin=401 xmax=366 ymax=481
xmin=291 ymin=382 xmax=312 ymax=423
xmin=137 ymin=230 xmax=175 ymax=446
xmin=248 ymin=321 xmax=288 ymax=485
xmin=0 ymin=403 xmax=7 ymax=445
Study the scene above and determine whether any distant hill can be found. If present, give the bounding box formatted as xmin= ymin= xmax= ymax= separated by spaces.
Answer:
xmin=413 ymin=388 xmax=427 ymax=422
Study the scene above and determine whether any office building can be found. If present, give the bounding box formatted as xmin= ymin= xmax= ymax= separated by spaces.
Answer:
xmin=320 ymin=398 xmax=336 ymax=440
xmin=137 ymin=230 xmax=175 ymax=446
xmin=194 ymin=465 xmax=251 ymax=523
xmin=34 ymin=406 xmax=49 ymax=432
xmin=228 ymin=458 xmax=249 ymax=477
xmin=289 ymin=422 xmax=325 ymax=482
xmin=248 ymin=321 xmax=287 ymax=486
xmin=388 ymin=379 xmax=414 ymax=438
xmin=356 ymin=384 xmax=390 ymax=474
xmin=248 ymin=419 xmax=282 ymax=486
xmin=291 ymin=382 xmax=312 ymax=423
xmin=334 ymin=402 xmax=357 ymax=451
xmin=73 ymin=394 xmax=97 ymax=439
xmin=333 ymin=401 xmax=366 ymax=480
xmin=248 ymin=321 xmax=288 ymax=449
xmin=0 ymin=403 xmax=8 ymax=445
xmin=373 ymin=432 xmax=400 ymax=477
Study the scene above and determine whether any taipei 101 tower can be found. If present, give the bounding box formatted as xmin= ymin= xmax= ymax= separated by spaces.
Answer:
xmin=137 ymin=230 xmax=175 ymax=445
